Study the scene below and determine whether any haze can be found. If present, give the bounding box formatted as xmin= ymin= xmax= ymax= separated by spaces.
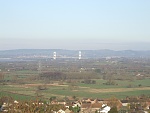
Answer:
xmin=0 ymin=0 xmax=150 ymax=50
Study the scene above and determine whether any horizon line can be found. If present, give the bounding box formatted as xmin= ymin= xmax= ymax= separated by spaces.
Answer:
xmin=0 ymin=48 xmax=150 ymax=51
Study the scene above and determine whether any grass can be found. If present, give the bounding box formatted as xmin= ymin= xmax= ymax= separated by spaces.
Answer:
xmin=0 ymin=78 xmax=150 ymax=101
xmin=14 ymin=70 xmax=38 ymax=74
xmin=0 ymin=91 xmax=36 ymax=101
xmin=78 ymin=78 xmax=150 ymax=89
xmin=43 ymin=87 xmax=150 ymax=99
xmin=4 ymin=70 xmax=39 ymax=80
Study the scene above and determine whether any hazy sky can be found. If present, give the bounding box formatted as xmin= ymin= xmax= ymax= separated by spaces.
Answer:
xmin=0 ymin=0 xmax=150 ymax=50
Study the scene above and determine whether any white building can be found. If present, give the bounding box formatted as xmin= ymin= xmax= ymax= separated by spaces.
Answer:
xmin=100 ymin=104 xmax=111 ymax=113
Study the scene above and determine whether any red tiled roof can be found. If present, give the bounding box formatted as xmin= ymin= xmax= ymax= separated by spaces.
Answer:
xmin=91 ymin=103 xmax=102 ymax=108
xmin=81 ymin=103 xmax=91 ymax=108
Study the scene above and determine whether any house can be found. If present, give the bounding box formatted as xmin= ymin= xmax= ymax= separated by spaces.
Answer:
xmin=58 ymin=102 xmax=66 ymax=105
xmin=91 ymin=102 xmax=102 ymax=112
xmin=81 ymin=102 xmax=92 ymax=112
xmin=146 ymin=101 xmax=150 ymax=110
xmin=65 ymin=109 xmax=71 ymax=113
xmin=99 ymin=104 xmax=111 ymax=113
xmin=97 ymin=99 xmax=105 ymax=104
xmin=0 ymin=103 xmax=10 ymax=112
xmin=72 ymin=102 xmax=81 ymax=108
xmin=120 ymin=100 xmax=129 ymax=107
xmin=57 ymin=109 xmax=65 ymax=113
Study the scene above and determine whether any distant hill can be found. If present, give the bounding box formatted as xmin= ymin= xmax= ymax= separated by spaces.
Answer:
xmin=0 ymin=49 xmax=150 ymax=58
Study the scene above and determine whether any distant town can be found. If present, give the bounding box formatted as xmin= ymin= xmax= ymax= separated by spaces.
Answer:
xmin=1 ymin=49 xmax=150 ymax=59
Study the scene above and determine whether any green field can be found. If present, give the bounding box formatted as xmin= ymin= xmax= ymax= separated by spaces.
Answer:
xmin=1 ymin=78 xmax=150 ymax=100
xmin=0 ymin=91 xmax=36 ymax=101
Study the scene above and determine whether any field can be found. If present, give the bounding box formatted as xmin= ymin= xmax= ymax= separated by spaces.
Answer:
xmin=1 ymin=79 xmax=150 ymax=100
xmin=0 ymin=58 xmax=150 ymax=101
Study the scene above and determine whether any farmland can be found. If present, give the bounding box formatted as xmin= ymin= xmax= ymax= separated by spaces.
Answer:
xmin=0 ymin=57 xmax=150 ymax=101
xmin=1 ymin=79 xmax=150 ymax=100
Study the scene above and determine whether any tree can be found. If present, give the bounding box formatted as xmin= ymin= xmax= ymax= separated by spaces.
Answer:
xmin=49 ymin=96 xmax=56 ymax=102
xmin=138 ymin=84 xmax=142 ymax=87
xmin=108 ymin=106 xmax=118 ymax=113
xmin=37 ymin=84 xmax=47 ymax=90
xmin=95 ymin=69 xmax=101 ymax=73
xmin=72 ymin=95 xmax=76 ymax=100
xmin=95 ymin=110 xmax=98 ymax=113
xmin=107 ymin=97 xmax=119 ymax=107
xmin=69 ymin=105 xmax=80 ymax=113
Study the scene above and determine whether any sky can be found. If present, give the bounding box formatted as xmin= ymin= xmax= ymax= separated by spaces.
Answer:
xmin=0 ymin=0 xmax=150 ymax=50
